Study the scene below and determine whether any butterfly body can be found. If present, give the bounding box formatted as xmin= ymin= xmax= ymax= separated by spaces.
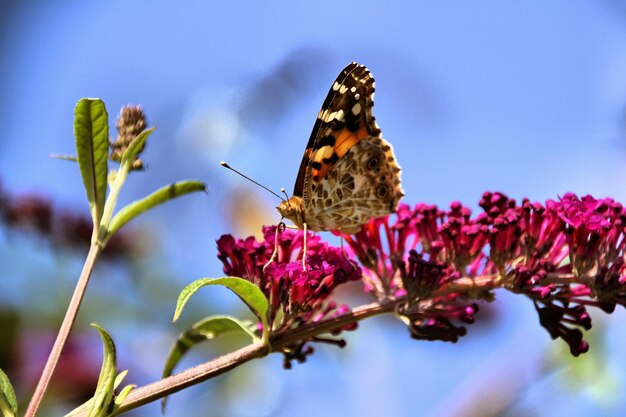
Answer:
xmin=277 ymin=62 xmax=403 ymax=234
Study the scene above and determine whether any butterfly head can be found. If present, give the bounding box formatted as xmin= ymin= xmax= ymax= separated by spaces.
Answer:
xmin=277 ymin=196 xmax=306 ymax=230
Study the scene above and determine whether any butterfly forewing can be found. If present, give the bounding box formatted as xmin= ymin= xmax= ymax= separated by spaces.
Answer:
xmin=278 ymin=62 xmax=403 ymax=233
xmin=293 ymin=63 xmax=381 ymax=200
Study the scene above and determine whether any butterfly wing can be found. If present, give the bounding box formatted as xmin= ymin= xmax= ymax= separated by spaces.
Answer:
xmin=287 ymin=62 xmax=403 ymax=232
xmin=305 ymin=135 xmax=403 ymax=233
xmin=293 ymin=62 xmax=382 ymax=204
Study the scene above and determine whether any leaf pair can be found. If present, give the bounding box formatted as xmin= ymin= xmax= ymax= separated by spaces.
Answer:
xmin=160 ymin=277 xmax=271 ymax=411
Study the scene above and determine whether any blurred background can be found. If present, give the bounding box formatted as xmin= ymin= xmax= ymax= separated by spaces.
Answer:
xmin=2 ymin=1 xmax=626 ymax=416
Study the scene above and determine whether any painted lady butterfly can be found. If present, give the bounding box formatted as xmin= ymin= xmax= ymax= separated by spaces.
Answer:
xmin=277 ymin=62 xmax=404 ymax=234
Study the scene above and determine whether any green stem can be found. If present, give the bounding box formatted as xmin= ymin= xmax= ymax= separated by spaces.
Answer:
xmin=98 ymin=162 xmax=131 ymax=243
xmin=24 ymin=243 xmax=102 ymax=417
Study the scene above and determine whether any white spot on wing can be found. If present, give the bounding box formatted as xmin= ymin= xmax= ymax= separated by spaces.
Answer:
xmin=324 ymin=109 xmax=345 ymax=122
xmin=352 ymin=103 xmax=361 ymax=115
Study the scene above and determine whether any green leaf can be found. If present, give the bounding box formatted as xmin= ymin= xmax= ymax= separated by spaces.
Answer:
xmin=0 ymin=368 xmax=17 ymax=417
xmin=106 ymin=180 xmax=206 ymax=237
xmin=174 ymin=277 xmax=268 ymax=322
xmin=111 ymin=369 xmax=135 ymax=411
xmin=173 ymin=277 xmax=270 ymax=344
xmin=161 ymin=315 xmax=257 ymax=413
xmin=120 ymin=127 xmax=154 ymax=168
xmin=114 ymin=384 xmax=135 ymax=408
xmin=87 ymin=323 xmax=117 ymax=417
xmin=163 ymin=315 xmax=258 ymax=378
xmin=74 ymin=98 xmax=109 ymax=229
xmin=112 ymin=370 xmax=128 ymax=390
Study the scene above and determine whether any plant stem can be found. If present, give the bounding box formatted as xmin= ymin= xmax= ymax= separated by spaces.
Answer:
xmin=99 ymin=163 xmax=130 ymax=243
xmin=111 ymin=342 xmax=270 ymax=416
xmin=71 ymin=299 xmax=404 ymax=417
xmin=71 ymin=272 xmax=584 ymax=416
xmin=24 ymin=243 xmax=102 ymax=417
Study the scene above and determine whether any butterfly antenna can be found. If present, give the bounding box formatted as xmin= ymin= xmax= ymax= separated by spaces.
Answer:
xmin=220 ymin=161 xmax=284 ymax=201
xmin=280 ymin=188 xmax=294 ymax=209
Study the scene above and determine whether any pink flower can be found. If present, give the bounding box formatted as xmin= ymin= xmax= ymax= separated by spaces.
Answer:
xmin=217 ymin=226 xmax=361 ymax=324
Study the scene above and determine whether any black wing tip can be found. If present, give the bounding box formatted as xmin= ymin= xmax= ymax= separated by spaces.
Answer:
xmin=343 ymin=62 xmax=371 ymax=79
xmin=346 ymin=61 xmax=367 ymax=70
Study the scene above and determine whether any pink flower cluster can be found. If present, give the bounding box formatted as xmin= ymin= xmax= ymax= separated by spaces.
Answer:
xmin=345 ymin=192 xmax=626 ymax=356
xmin=217 ymin=226 xmax=361 ymax=326
xmin=217 ymin=192 xmax=626 ymax=357
xmin=217 ymin=226 xmax=362 ymax=366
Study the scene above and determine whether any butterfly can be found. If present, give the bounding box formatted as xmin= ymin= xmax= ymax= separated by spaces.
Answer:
xmin=277 ymin=62 xmax=404 ymax=235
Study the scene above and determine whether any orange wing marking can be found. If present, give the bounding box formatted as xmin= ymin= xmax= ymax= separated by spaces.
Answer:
xmin=310 ymin=125 xmax=370 ymax=181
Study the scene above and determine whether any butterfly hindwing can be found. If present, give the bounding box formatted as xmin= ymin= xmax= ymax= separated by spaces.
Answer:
xmin=305 ymin=135 xmax=403 ymax=233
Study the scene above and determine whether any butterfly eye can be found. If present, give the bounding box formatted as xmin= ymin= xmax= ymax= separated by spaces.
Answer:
xmin=367 ymin=156 xmax=380 ymax=170
xmin=376 ymin=185 xmax=388 ymax=198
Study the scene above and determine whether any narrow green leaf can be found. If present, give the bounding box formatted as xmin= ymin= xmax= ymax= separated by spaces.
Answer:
xmin=114 ymin=384 xmax=135 ymax=407
xmin=74 ymin=98 xmax=109 ymax=227
xmin=174 ymin=277 xmax=270 ymax=345
xmin=112 ymin=370 xmax=128 ymax=390
xmin=163 ymin=315 xmax=258 ymax=378
xmin=87 ymin=323 xmax=117 ymax=417
xmin=120 ymin=127 xmax=154 ymax=168
xmin=111 ymin=369 xmax=135 ymax=408
xmin=173 ymin=277 xmax=269 ymax=325
xmin=106 ymin=180 xmax=206 ymax=237
xmin=0 ymin=368 xmax=17 ymax=417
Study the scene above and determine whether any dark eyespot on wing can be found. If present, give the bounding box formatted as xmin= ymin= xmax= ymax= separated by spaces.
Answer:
xmin=367 ymin=156 xmax=379 ymax=170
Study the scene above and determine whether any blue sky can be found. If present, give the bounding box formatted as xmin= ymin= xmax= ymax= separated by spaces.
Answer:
xmin=2 ymin=1 xmax=626 ymax=416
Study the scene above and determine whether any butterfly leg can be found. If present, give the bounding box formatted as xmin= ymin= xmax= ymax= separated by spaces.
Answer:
xmin=340 ymin=234 xmax=359 ymax=271
xmin=340 ymin=235 xmax=350 ymax=262
xmin=302 ymin=222 xmax=308 ymax=270
xmin=263 ymin=223 xmax=282 ymax=272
